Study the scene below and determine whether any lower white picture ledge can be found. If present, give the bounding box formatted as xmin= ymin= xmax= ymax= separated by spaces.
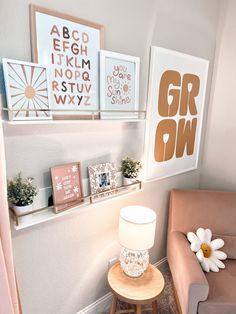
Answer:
xmin=76 ymin=257 xmax=167 ymax=314
xmin=11 ymin=178 xmax=142 ymax=230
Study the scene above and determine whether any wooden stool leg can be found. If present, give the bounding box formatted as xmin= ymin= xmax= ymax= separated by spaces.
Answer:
xmin=152 ymin=300 xmax=158 ymax=313
xmin=110 ymin=295 xmax=117 ymax=314
xmin=136 ymin=304 xmax=142 ymax=314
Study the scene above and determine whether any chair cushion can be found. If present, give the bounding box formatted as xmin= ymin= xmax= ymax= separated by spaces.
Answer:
xmin=198 ymin=259 xmax=236 ymax=314
xmin=213 ymin=234 xmax=236 ymax=259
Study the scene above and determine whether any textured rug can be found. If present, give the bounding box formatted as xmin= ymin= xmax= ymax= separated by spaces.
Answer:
xmin=105 ymin=262 xmax=178 ymax=314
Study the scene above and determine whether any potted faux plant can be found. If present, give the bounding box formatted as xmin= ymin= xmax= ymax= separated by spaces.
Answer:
xmin=7 ymin=173 xmax=38 ymax=223
xmin=121 ymin=157 xmax=142 ymax=185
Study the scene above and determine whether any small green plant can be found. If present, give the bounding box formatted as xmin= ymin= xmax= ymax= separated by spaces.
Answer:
xmin=121 ymin=157 xmax=142 ymax=179
xmin=7 ymin=173 xmax=38 ymax=206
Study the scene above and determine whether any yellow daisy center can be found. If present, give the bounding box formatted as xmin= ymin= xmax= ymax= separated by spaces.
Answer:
xmin=201 ymin=243 xmax=212 ymax=258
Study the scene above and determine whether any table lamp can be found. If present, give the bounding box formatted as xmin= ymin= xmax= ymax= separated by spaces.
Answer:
xmin=118 ymin=205 xmax=157 ymax=278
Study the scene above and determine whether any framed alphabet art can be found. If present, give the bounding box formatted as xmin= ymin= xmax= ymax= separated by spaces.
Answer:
xmin=100 ymin=50 xmax=140 ymax=119
xmin=145 ymin=47 xmax=209 ymax=181
xmin=31 ymin=5 xmax=104 ymax=119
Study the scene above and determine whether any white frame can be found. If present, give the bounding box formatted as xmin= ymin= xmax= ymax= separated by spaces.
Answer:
xmin=144 ymin=46 xmax=209 ymax=182
xmin=88 ymin=162 xmax=117 ymax=194
xmin=100 ymin=50 xmax=140 ymax=119
xmin=2 ymin=58 xmax=52 ymax=121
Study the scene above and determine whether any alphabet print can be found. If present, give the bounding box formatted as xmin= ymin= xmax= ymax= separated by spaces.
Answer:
xmin=31 ymin=5 xmax=104 ymax=119
xmin=145 ymin=47 xmax=209 ymax=181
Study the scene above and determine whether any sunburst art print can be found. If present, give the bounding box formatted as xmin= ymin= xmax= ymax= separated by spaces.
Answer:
xmin=2 ymin=59 xmax=52 ymax=121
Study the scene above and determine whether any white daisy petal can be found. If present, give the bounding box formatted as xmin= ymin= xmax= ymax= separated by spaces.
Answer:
xmin=201 ymin=258 xmax=210 ymax=272
xmin=187 ymin=227 xmax=227 ymax=273
xmin=210 ymin=256 xmax=225 ymax=269
xmin=196 ymin=249 xmax=204 ymax=262
xmin=205 ymin=229 xmax=212 ymax=244
xmin=208 ymin=257 xmax=219 ymax=272
xmin=213 ymin=250 xmax=227 ymax=260
xmin=187 ymin=232 xmax=201 ymax=244
xmin=196 ymin=228 xmax=206 ymax=243
xmin=190 ymin=242 xmax=201 ymax=252
xmin=210 ymin=239 xmax=224 ymax=250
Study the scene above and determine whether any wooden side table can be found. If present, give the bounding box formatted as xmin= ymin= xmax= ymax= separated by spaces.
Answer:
xmin=107 ymin=262 xmax=165 ymax=314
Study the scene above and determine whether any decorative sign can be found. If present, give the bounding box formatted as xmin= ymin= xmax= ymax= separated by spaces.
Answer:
xmin=100 ymin=50 xmax=140 ymax=119
xmin=145 ymin=47 xmax=209 ymax=181
xmin=2 ymin=58 xmax=52 ymax=121
xmin=51 ymin=162 xmax=83 ymax=212
xmin=31 ymin=5 xmax=104 ymax=119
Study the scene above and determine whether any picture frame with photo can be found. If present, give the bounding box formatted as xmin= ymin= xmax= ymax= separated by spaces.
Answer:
xmin=100 ymin=50 xmax=140 ymax=119
xmin=2 ymin=58 xmax=52 ymax=121
xmin=88 ymin=162 xmax=117 ymax=195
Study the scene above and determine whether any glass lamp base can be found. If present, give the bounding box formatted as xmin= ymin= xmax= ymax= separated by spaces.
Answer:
xmin=119 ymin=247 xmax=149 ymax=278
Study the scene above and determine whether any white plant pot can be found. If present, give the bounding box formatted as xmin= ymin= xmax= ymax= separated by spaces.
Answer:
xmin=12 ymin=204 xmax=33 ymax=224
xmin=123 ymin=176 xmax=138 ymax=186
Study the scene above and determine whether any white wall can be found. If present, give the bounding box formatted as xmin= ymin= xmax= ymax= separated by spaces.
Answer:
xmin=200 ymin=0 xmax=236 ymax=190
xmin=0 ymin=0 xmax=221 ymax=313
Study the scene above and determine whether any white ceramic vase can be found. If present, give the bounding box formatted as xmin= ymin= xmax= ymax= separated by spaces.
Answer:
xmin=12 ymin=204 xmax=33 ymax=224
xmin=123 ymin=176 xmax=138 ymax=186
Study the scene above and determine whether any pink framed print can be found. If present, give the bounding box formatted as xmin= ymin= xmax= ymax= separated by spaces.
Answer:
xmin=51 ymin=162 xmax=84 ymax=213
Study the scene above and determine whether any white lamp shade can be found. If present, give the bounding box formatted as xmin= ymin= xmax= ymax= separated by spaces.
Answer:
xmin=119 ymin=206 xmax=156 ymax=251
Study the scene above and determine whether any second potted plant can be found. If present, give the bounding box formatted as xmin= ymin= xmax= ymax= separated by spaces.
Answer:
xmin=121 ymin=157 xmax=142 ymax=185
xmin=7 ymin=172 xmax=38 ymax=223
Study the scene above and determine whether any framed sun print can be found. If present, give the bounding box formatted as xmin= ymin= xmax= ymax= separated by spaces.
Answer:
xmin=30 ymin=5 xmax=105 ymax=119
xmin=145 ymin=46 xmax=209 ymax=181
xmin=100 ymin=50 xmax=140 ymax=119
xmin=50 ymin=162 xmax=84 ymax=213
xmin=88 ymin=162 xmax=117 ymax=195
xmin=2 ymin=58 xmax=52 ymax=121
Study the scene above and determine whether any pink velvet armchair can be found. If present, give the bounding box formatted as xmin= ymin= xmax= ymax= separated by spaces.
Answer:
xmin=167 ymin=189 xmax=236 ymax=314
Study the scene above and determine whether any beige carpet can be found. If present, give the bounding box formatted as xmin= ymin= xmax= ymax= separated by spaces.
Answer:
xmin=105 ymin=262 xmax=178 ymax=313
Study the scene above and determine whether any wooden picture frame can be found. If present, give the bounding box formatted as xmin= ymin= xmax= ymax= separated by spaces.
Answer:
xmin=144 ymin=47 xmax=209 ymax=181
xmin=2 ymin=58 xmax=52 ymax=121
xmin=50 ymin=162 xmax=84 ymax=213
xmin=88 ymin=162 xmax=117 ymax=195
xmin=30 ymin=5 xmax=105 ymax=120
xmin=100 ymin=50 xmax=140 ymax=119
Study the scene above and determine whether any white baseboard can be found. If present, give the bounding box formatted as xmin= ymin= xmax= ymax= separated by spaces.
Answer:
xmin=153 ymin=256 xmax=167 ymax=268
xmin=77 ymin=292 xmax=112 ymax=314
xmin=76 ymin=257 xmax=167 ymax=314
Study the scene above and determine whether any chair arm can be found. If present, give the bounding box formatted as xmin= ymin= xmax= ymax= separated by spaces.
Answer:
xmin=167 ymin=231 xmax=209 ymax=314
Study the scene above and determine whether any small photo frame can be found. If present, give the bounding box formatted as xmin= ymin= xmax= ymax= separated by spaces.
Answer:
xmin=100 ymin=50 xmax=140 ymax=119
xmin=2 ymin=58 xmax=52 ymax=121
xmin=51 ymin=162 xmax=84 ymax=213
xmin=88 ymin=162 xmax=117 ymax=194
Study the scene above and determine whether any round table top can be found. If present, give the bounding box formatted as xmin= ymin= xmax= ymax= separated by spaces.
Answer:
xmin=107 ymin=263 xmax=165 ymax=303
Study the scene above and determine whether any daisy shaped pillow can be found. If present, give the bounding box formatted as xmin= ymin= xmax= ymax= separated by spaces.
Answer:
xmin=187 ymin=228 xmax=227 ymax=272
